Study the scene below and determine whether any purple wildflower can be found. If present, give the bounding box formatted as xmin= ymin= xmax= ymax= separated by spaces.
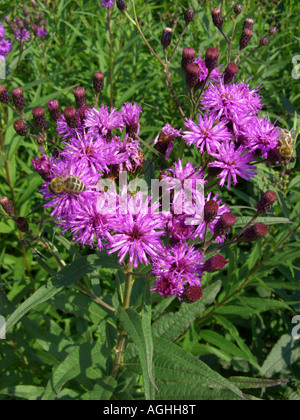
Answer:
xmin=0 ymin=39 xmax=12 ymax=57
xmin=208 ymin=142 xmax=256 ymax=188
xmin=101 ymin=0 xmax=115 ymax=7
xmin=194 ymin=55 xmax=222 ymax=83
xmin=0 ymin=23 xmax=5 ymax=39
xmin=108 ymin=192 xmax=165 ymax=268
xmin=32 ymin=152 xmax=56 ymax=182
xmin=182 ymin=113 xmax=232 ymax=153
xmin=151 ymin=243 xmax=203 ymax=298
xmin=37 ymin=27 xmax=48 ymax=38
xmin=243 ymin=116 xmax=280 ymax=157
xmin=84 ymin=105 xmax=124 ymax=139
xmin=121 ymin=102 xmax=142 ymax=137
xmin=14 ymin=29 xmax=31 ymax=42
xmin=153 ymin=123 xmax=181 ymax=159
xmin=56 ymin=113 xmax=85 ymax=142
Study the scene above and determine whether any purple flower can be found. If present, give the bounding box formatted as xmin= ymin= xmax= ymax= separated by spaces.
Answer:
xmin=101 ymin=0 xmax=115 ymax=7
xmin=84 ymin=105 xmax=124 ymax=139
xmin=32 ymin=152 xmax=56 ymax=182
xmin=0 ymin=24 xmax=5 ymax=39
xmin=153 ymin=123 xmax=181 ymax=160
xmin=121 ymin=102 xmax=142 ymax=137
xmin=108 ymin=192 xmax=165 ymax=268
xmin=201 ymin=81 xmax=261 ymax=121
xmin=242 ymin=116 xmax=280 ymax=157
xmin=151 ymin=243 xmax=203 ymax=298
xmin=0 ymin=39 xmax=12 ymax=57
xmin=40 ymin=160 xmax=100 ymax=220
xmin=194 ymin=55 xmax=222 ymax=83
xmin=113 ymin=135 xmax=144 ymax=172
xmin=182 ymin=113 xmax=232 ymax=153
xmin=56 ymin=113 xmax=85 ymax=141
xmin=208 ymin=142 xmax=256 ymax=188
xmin=14 ymin=29 xmax=31 ymax=42
xmin=37 ymin=27 xmax=48 ymax=38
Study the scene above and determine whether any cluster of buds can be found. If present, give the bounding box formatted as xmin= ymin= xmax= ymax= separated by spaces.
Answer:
xmin=4 ymin=2 xmax=48 ymax=43
xmin=0 ymin=196 xmax=30 ymax=234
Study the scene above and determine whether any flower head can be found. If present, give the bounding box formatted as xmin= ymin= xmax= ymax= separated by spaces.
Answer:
xmin=101 ymin=0 xmax=115 ymax=7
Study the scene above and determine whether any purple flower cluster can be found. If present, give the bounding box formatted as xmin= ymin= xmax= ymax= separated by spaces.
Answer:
xmin=0 ymin=23 xmax=12 ymax=61
xmin=182 ymin=78 xmax=280 ymax=189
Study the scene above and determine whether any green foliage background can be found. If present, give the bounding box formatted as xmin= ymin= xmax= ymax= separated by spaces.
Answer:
xmin=0 ymin=0 xmax=299 ymax=400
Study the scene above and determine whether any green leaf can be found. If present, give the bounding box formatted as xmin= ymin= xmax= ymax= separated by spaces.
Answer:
xmin=152 ymin=281 xmax=222 ymax=341
xmin=229 ymin=376 xmax=287 ymax=389
xmin=0 ymin=386 xmax=44 ymax=400
xmin=42 ymin=341 xmax=109 ymax=400
xmin=81 ymin=377 xmax=118 ymax=400
xmin=261 ymin=334 xmax=300 ymax=378
xmin=234 ymin=216 xmax=292 ymax=228
xmin=6 ymin=253 xmax=118 ymax=332
xmin=119 ymin=307 xmax=155 ymax=400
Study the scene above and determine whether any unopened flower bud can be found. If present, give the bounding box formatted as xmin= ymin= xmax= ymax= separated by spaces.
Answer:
xmin=205 ymin=47 xmax=220 ymax=72
xmin=224 ymin=62 xmax=239 ymax=84
xmin=204 ymin=200 xmax=219 ymax=223
xmin=213 ymin=212 xmax=236 ymax=237
xmin=78 ymin=106 xmax=91 ymax=123
xmin=202 ymin=254 xmax=228 ymax=273
xmin=257 ymin=190 xmax=277 ymax=213
xmin=243 ymin=17 xmax=254 ymax=30
xmin=234 ymin=4 xmax=242 ymax=15
xmin=181 ymin=47 xmax=196 ymax=72
xmin=239 ymin=27 xmax=253 ymax=49
xmin=31 ymin=24 xmax=38 ymax=35
xmin=116 ymin=0 xmax=127 ymax=11
xmin=23 ymin=16 xmax=30 ymax=28
xmin=243 ymin=223 xmax=268 ymax=242
xmin=16 ymin=18 xmax=24 ymax=30
xmin=211 ymin=8 xmax=223 ymax=29
xmin=182 ymin=285 xmax=203 ymax=303
xmin=12 ymin=88 xmax=26 ymax=110
xmin=259 ymin=36 xmax=269 ymax=47
xmin=161 ymin=27 xmax=173 ymax=49
xmin=16 ymin=217 xmax=29 ymax=233
xmin=0 ymin=196 xmax=15 ymax=216
xmin=32 ymin=106 xmax=47 ymax=128
xmin=184 ymin=8 xmax=194 ymax=25
xmin=185 ymin=62 xmax=200 ymax=89
xmin=23 ymin=6 xmax=29 ymax=16
xmin=47 ymin=100 xmax=61 ymax=121
xmin=63 ymin=106 xmax=78 ymax=129
xmin=269 ymin=25 xmax=277 ymax=36
xmin=73 ymin=87 xmax=86 ymax=108
xmin=0 ymin=85 xmax=10 ymax=104
xmin=93 ymin=72 xmax=104 ymax=93
xmin=4 ymin=16 xmax=11 ymax=25
xmin=13 ymin=119 xmax=29 ymax=136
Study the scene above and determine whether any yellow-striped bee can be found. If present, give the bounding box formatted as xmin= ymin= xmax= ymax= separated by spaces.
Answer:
xmin=278 ymin=127 xmax=297 ymax=160
xmin=48 ymin=175 xmax=86 ymax=195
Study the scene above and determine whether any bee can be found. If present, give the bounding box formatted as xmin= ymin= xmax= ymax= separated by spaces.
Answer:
xmin=278 ymin=127 xmax=297 ymax=160
xmin=48 ymin=175 xmax=86 ymax=195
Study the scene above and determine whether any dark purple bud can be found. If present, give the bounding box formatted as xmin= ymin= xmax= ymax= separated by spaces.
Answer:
xmin=12 ymin=88 xmax=26 ymax=110
xmin=161 ymin=27 xmax=173 ymax=49
xmin=63 ymin=106 xmax=78 ymax=129
xmin=259 ymin=36 xmax=269 ymax=47
xmin=93 ymin=72 xmax=104 ymax=93
xmin=32 ymin=106 xmax=47 ymax=128
xmin=13 ymin=120 xmax=29 ymax=136
xmin=23 ymin=6 xmax=29 ymax=16
xmin=181 ymin=47 xmax=196 ymax=72
xmin=184 ymin=8 xmax=195 ymax=25
xmin=116 ymin=0 xmax=127 ymax=11
xmin=0 ymin=196 xmax=15 ymax=216
xmin=213 ymin=212 xmax=236 ymax=237
xmin=10 ymin=24 xmax=18 ymax=34
xmin=185 ymin=62 xmax=200 ymax=88
xmin=4 ymin=16 xmax=11 ymax=25
xmin=243 ymin=223 xmax=268 ymax=242
xmin=224 ymin=62 xmax=239 ymax=84
xmin=31 ymin=24 xmax=38 ymax=35
xmin=73 ymin=87 xmax=86 ymax=109
xmin=0 ymin=85 xmax=10 ymax=104
xmin=234 ymin=4 xmax=242 ymax=15
xmin=243 ymin=17 xmax=254 ymax=30
xmin=23 ymin=16 xmax=30 ymax=28
xmin=204 ymin=200 xmax=219 ymax=223
xmin=205 ymin=47 xmax=220 ymax=72
xmin=182 ymin=285 xmax=203 ymax=303
xmin=47 ymin=100 xmax=61 ymax=121
xmin=202 ymin=254 xmax=228 ymax=273
xmin=269 ymin=25 xmax=278 ymax=36
xmin=257 ymin=190 xmax=277 ymax=213
xmin=16 ymin=217 xmax=29 ymax=233
xmin=16 ymin=18 xmax=24 ymax=29
xmin=78 ymin=106 xmax=91 ymax=123
xmin=211 ymin=8 xmax=223 ymax=29
xmin=239 ymin=27 xmax=253 ymax=49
